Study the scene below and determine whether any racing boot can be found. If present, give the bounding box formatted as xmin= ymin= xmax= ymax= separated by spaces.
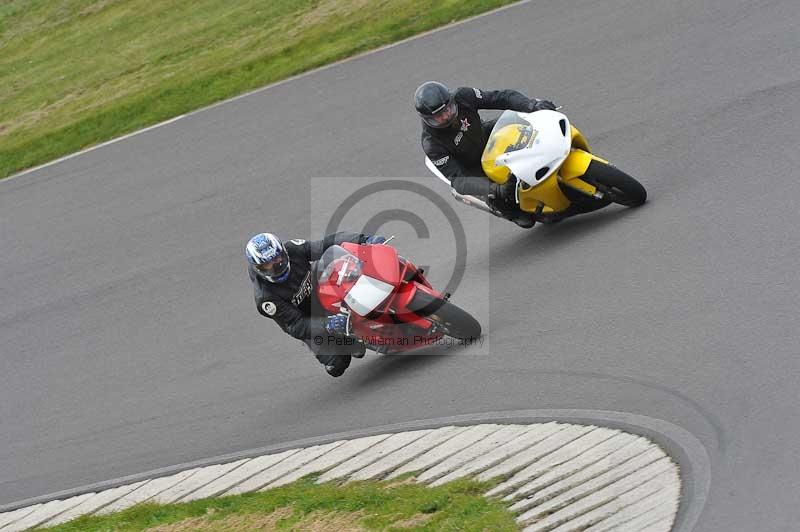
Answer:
xmin=324 ymin=355 xmax=351 ymax=377
xmin=450 ymin=176 xmax=534 ymax=228
xmin=351 ymin=341 xmax=366 ymax=359
xmin=502 ymin=207 xmax=536 ymax=228
xmin=490 ymin=181 xmax=536 ymax=228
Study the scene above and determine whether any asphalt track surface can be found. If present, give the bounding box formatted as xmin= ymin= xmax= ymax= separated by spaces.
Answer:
xmin=1 ymin=0 xmax=798 ymax=529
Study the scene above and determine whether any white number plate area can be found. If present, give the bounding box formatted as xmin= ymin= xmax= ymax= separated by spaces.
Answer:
xmin=344 ymin=275 xmax=395 ymax=316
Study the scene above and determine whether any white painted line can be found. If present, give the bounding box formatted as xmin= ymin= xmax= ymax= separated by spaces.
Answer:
xmin=516 ymin=457 xmax=675 ymax=527
xmin=152 ymin=459 xmax=250 ymax=504
xmin=387 ymin=424 xmax=504 ymax=479
xmin=348 ymin=426 xmax=469 ymax=481
xmin=2 ymin=0 xmax=533 ymax=184
xmin=0 ymin=505 xmax=41 ymax=530
xmin=529 ymin=481 xmax=678 ymax=532
xmin=481 ymin=424 xmax=593 ymax=488
xmin=508 ymin=443 xmax=663 ymax=513
xmin=225 ymin=441 xmax=345 ymax=495
xmin=488 ymin=427 xmax=618 ymax=498
xmin=582 ymin=483 xmax=679 ymax=532
xmin=320 ymin=429 xmax=433 ymax=483
xmin=633 ymin=512 xmax=678 ymax=532
xmin=40 ymin=481 xmax=148 ymax=527
xmin=520 ymin=467 xmax=677 ymax=531
xmin=504 ymin=434 xmax=650 ymax=503
xmin=185 ymin=449 xmax=300 ymax=501
xmin=476 ymin=423 xmax=568 ymax=486
xmin=418 ymin=424 xmax=530 ymax=483
xmin=506 ymin=427 xmax=619 ymax=481
xmin=4 ymin=115 xmax=187 ymax=182
xmin=0 ymin=421 xmax=680 ymax=531
xmin=2 ymin=493 xmax=94 ymax=532
xmin=430 ymin=422 xmax=562 ymax=486
xmin=265 ymin=434 xmax=391 ymax=488
xmin=96 ymin=468 xmax=200 ymax=515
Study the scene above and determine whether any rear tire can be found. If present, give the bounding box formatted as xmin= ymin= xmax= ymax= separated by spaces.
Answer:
xmin=408 ymin=290 xmax=482 ymax=341
xmin=584 ymin=160 xmax=647 ymax=207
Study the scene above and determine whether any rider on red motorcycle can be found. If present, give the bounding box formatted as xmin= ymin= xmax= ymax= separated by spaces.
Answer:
xmin=245 ymin=231 xmax=385 ymax=377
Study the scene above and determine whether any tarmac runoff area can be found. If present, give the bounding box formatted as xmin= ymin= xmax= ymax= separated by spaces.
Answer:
xmin=0 ymin=422 xmax=680 ymax=531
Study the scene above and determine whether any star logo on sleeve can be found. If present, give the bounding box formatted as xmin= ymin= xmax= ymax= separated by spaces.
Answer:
xmin=460 ymin=118 xmax=471 ymax=132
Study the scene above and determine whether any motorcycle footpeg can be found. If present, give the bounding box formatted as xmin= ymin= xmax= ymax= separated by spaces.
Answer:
xmin=443 ymin=292 xmax=452 ymax=301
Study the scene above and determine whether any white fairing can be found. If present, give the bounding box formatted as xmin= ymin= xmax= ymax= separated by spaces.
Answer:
xmin=345 ymin=275 xmax=395 ymax=316
xmin=494 ymin=110 xmax=571 ymax=187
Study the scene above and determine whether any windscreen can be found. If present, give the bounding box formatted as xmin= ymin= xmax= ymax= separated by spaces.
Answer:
xmin=481 ymin=110 xmax=537 ymax=181
xmin=316 ymin=245 xmax=363 ymax=287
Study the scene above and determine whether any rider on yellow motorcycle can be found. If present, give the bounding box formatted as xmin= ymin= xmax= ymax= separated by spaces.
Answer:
xmin=415 ymin=81 xmax=556 ymax=227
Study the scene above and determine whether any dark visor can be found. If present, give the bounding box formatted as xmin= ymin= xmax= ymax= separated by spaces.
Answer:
xmin=422 ymin=100 xmax=457 ymax=128
xmin=255 ymin=253 xmax=289 ymax=278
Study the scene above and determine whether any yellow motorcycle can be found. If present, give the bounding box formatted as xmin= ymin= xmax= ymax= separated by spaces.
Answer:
xmin=426 ymin=109 xmax=646 ymax=223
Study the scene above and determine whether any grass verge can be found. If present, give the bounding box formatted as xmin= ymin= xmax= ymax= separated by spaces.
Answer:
xmin=0 ymin=0 xmax=519 ymax=179
xmin=37 ymin=475 xmax=519 ymax=531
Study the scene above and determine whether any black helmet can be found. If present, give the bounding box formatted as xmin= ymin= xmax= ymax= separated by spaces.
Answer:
xmin=414 ymin=81 xmax=458 ymax=128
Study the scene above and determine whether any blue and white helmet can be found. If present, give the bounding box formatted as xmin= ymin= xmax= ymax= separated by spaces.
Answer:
xmin=245 ymin=233 xmax=290 ymax=283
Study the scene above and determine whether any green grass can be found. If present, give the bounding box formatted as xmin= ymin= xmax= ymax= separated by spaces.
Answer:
xmin=38 ymin=475 xmax=520 ymax=531
xmin=0 ymin=0 xmax=518 ymax=178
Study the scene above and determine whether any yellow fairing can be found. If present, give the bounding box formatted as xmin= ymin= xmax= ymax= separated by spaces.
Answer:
xmin=550 ymin=125 xmax=599 ymax=198
xmin=482 ymin=121 xmax=606 ymax=214
xmin=516 ymin=125 xmax=603 ymax=214
xmin=518 ymin=177 xmax=571 ymax=213
xmin=558 ymin=148 xmax=608 ymax=197
xmin=570 ymin=125 xmax=590 ymax=152
xmin=480 ymin=123 xmax=535 ymax=184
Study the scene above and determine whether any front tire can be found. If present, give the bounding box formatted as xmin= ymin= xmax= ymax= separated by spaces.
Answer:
xmin=584 ymin=160 xmax=647 ymax=207
xmin=408 ymin=290 xmax=481 ymax=341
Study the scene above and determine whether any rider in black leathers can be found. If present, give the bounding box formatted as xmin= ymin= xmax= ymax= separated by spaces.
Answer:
xmin=246 ymin=231 xmax=384 ymax=377
xmin=416 ymin=81 xmax=557 ymax=227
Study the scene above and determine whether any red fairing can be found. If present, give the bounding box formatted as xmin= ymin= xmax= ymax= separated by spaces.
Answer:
xmin=317 ymin=277 xmax=353 ymax=314
xmin=341 ymin=242 xmax=400 ymax=284
xmin=316 ymin=251 xmax=361 ymax=313
xmin=315 ymin=243 xmax=446 ymax=353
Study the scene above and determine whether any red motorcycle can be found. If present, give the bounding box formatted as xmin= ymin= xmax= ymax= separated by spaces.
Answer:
xmin=315 ymin=241 xmax=481 ymax=354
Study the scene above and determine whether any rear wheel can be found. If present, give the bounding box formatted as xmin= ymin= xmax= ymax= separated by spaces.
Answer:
xmin=584 ymin=160 xmax=647 ymax=207
xmin=408 ymin=290 xmax=481 ymax=340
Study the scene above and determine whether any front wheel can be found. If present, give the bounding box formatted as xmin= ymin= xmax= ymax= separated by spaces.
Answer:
xmin=585 ymin=160 xmax=647 ymax=207
xmin=408 ymin=290 xmax=482 ymax=341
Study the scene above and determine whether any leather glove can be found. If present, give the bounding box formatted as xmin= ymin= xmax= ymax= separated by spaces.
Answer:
xmin=364 ymin=235 xmax=387 ymax=244
xmin=529 ymin=98 xmax=557 ymax=111
xmin=325 ymin=313 xmax=350 ymax=335
xmin=490 ymin=177 xmax=517 ymax=204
